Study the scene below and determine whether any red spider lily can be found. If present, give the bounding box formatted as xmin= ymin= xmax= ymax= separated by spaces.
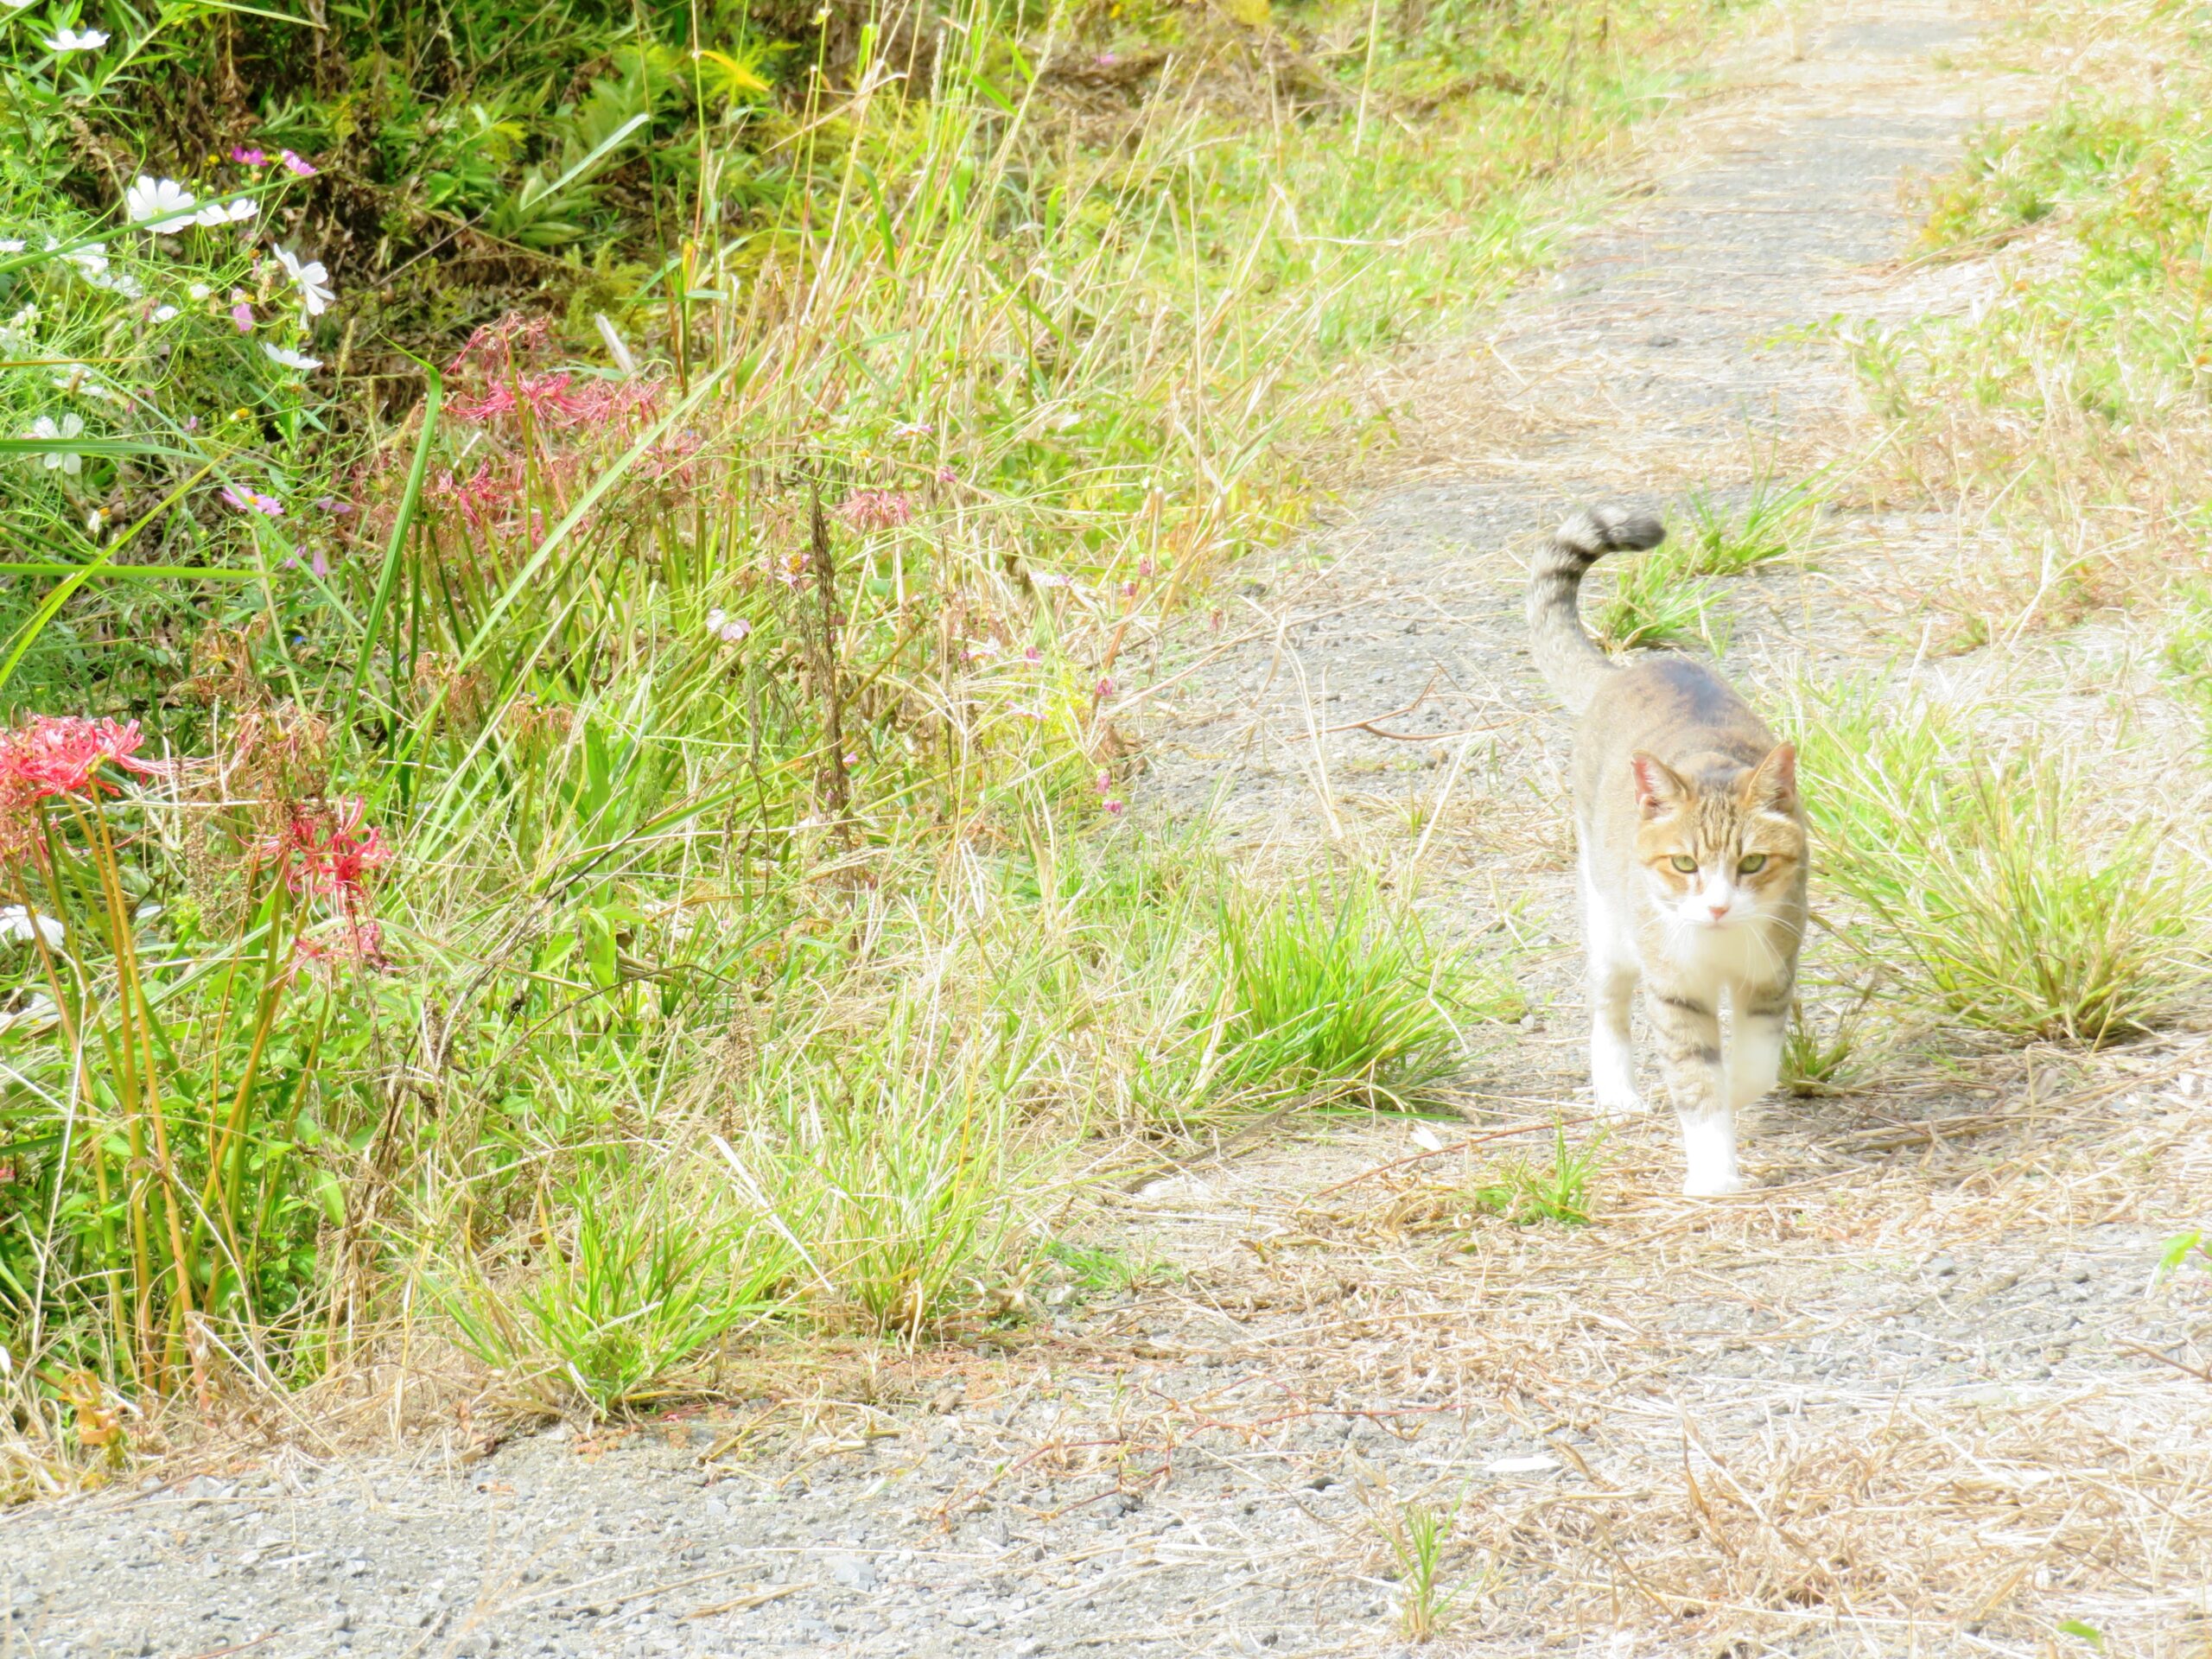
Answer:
xmin=450 ymin=372 xmax=659 ymax=431
xmin=1 ymin=716 xmax=165 ymax=802
xmin=445 ymin=315 xmax=555 ymax=377
xmin=294 ymin=917 xmax=389 ymax=978
xmin=838 ymin=489 xmax=914 ymax=533
xmin=258 ymin=798 xmax=391 ymax=900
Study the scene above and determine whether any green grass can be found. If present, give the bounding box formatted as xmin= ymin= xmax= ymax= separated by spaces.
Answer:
xmin=1382 ymin=1499 xmax=1465 ymax=1643
xmin=1779 ymin=992 xmax=1871 ymax=1095
xmin=1466 ymin=1123 xmax=1601 ymax=1227
xmin=1796 ymin=685 xmax=2211 ymax=1046
xmin=442 ymin=1170 xmax=789 ymax=1419
xmin=1678 ymin=474 xmax=1824 ymax=575
xmin=1592 ymin=540 xmax=1726 ymax=652
xmin=1217 ymin=875 xmax=1483 ymax=1109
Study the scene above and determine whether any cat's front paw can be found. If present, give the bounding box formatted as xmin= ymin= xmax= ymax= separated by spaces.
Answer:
xmin=1592 ymin=1083 xmax=1649 ymax=1119
xmin=1681 ymin=1169 xmax=1751 ymax=1198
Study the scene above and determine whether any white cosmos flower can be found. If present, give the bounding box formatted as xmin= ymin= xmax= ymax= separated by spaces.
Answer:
xmin=0 ymin=239 xmax=23 ymax=254
xmin=194 ymin=197 xmax=257 ymax=227
xmin=54 ymin=239 xmax=108 ymax=278
xmin=153 ymin=303 xmax=178 ymax=321
xmin=0 ymin=911 xmax=65 ymax=946
xmin=188 ymin=283 xmax=211 ymax=300
xmin=273 ymin=245 xmax=334 ymax=317
xmin=263 ymin=343 xmax=321 ymax=372
xmin=227 ymin=199 xmax=257 ymax=222
xmin=46 ymin=27 xmax=108 ymax=51
xmin=125 ymin=175 xmax=197 ymax=234
xmin=27 ymin=414 xmax=86 ymax=474
xmin=0 ymin=907 xmax=66 ymax=950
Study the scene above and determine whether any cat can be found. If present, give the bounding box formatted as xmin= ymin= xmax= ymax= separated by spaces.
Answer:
xmin=1526 ymin=505 xmax=1808 ymax=1196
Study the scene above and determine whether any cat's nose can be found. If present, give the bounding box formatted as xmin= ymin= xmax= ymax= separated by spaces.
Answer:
xmin=1705 ymin=898 xmax=1730 ymax=920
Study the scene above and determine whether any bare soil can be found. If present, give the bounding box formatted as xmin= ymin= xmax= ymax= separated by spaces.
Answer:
xmin=8 ymin=3 xmax=2211 ymax=1656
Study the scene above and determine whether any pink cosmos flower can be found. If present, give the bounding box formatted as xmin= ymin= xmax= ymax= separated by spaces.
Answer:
xmin=837 ymin=489 xmax=913 ymax=533
xmin=220 ymin=486 xmax=284 ymax=518
xmin=230 ymin=300 xmax=255 ymax=334
xmin=279 ymin=150 xmax=317 ymax=178
xmin=230 ymin=147 xmax=267 ymax=166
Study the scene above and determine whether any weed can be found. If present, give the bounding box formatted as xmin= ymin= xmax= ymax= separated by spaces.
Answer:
xmin=1468 ymin=1123 xmax=1600 ymax=1226
xmin=1382 ymin=1500 xmax=1464 ymax=1642
xmin=1780 ymin=988 xmax=1874 ymax=1095
xmin=1039 ymin=1239 xmax=1173 ymax=1300
xmin=1678 ymin=476 xmax=1824 ymax=575
xmin=1592 ymin=542 xmax=1726 ymax=652
xmin=442 ymin=1174 xmax=787 ymax=1420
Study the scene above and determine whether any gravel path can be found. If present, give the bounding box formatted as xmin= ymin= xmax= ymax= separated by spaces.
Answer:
xmin=10 ymin=4 xmax=2212 ymax=1656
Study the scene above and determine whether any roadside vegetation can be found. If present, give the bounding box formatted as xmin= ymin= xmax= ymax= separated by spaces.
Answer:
xmin=0 ymin=0 xmax=1764 ymax=1474
xmin=1783 ymin=0 xmax=2212 ymax=1069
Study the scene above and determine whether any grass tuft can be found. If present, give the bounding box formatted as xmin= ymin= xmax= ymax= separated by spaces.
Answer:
xmin=1678 ymin=475 xmax=1824 ymax=575
xmin=1217 ymin=876 xmax=1474 ymax=1109
xmin=1592 ymin=541 xmax=1726 ymax=653
xmin=1467 ymin=1123 xmax=1602 ymax=1226
xmin=442 ymin=1173 xmax=787 ymax=1420
xmin=1797 ymin=688 xmax=2210 ymax=1046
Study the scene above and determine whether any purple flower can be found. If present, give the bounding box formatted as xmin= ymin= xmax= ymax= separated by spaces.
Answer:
xmin=1094 ymin=677 xmax=1116 ymax=699
xmin=1024 ymin=645 xmax=1041 ymax=663
xmin=1104 ymin=799 xmax=1126 ymax=816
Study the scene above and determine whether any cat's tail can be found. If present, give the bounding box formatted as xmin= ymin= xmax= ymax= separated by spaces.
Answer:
xmin=1525 ymin=505 xmax=1667 ymax=716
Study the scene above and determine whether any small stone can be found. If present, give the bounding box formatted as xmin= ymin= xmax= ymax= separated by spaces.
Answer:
xmin=827 ymin=1554 xmax=878 ymax=1592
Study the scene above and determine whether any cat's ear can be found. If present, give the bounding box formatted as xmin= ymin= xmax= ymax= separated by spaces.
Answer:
xmin=1741 ymin=742 xmax=1798 ymax=813
xmin=1630 ymin=753 xmax=1687 ymax=817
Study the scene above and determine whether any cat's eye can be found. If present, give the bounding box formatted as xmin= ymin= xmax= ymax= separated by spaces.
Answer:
xmin=1738 ymin=854 xmax=1769 ymax=874
xmin=1669 ymin=855 xmax=1697 ymax=874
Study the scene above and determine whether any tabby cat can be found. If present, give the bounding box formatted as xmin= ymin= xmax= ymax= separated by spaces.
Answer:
xmin=1526 ymin=506 xmax=1808 ymax=1196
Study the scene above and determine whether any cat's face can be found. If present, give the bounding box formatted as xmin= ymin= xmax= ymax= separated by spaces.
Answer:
xmin=1630 ymin=745 xmax=1804 ymax=932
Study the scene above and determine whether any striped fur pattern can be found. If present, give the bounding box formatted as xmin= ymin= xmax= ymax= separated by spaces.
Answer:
xmin=1524 ymin=505 xmax=1667 ymax=717
xmin=1527 ymin=505 xmax=1809 ymax=1196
